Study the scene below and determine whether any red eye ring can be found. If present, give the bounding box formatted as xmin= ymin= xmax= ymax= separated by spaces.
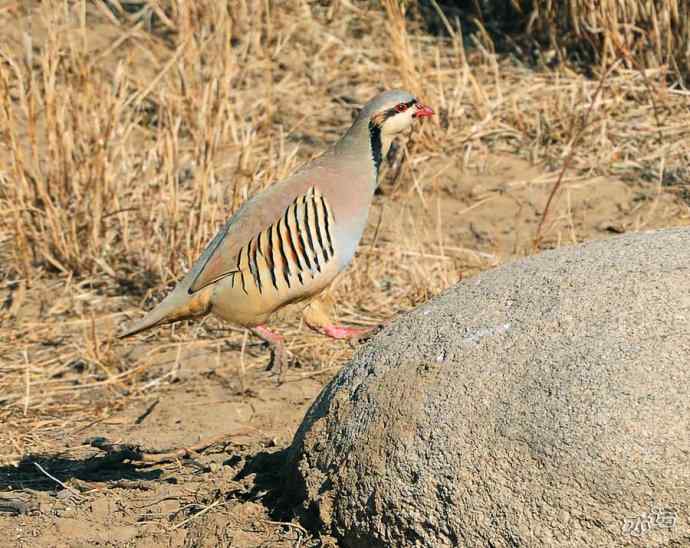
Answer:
xmin=394 ymin=103 xmax=408 ymax=113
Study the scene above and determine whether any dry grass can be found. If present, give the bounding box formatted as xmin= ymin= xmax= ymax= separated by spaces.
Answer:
xmin=472 ymin=0 xmax=690 ymax=82
xmin=545 ymin=0 xmax=689 ymax=80
xmin=1 ymin=0 xmax=690 ymax=464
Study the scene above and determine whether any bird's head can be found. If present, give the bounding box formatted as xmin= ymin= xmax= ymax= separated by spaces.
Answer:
xmin=362 ymin=89 xmax=434 ymax=137
xmin=346 ymin=89 xmax=432 ymax=177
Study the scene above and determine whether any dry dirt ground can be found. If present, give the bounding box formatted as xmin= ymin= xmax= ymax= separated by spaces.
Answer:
xmin=2 ymin=2 xmax=690 ymax=547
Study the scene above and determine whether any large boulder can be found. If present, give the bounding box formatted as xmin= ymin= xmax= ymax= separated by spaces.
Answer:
xmin=286 ymin=229 xmax=690 ymax=547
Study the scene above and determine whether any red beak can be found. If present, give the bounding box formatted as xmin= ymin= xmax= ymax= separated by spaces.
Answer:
xmin=414 ymin=104 xmax=434 ymax=118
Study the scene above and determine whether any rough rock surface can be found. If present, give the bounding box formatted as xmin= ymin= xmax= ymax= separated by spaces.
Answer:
xmin=286 ymin=229 xmax=690 ymax=548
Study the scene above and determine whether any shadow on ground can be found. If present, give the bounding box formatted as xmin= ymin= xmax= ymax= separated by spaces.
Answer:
xmin=0 ymin=452 xmax=164 ymax=493
xmin=232 ymin=448 xmax=296 ymax=522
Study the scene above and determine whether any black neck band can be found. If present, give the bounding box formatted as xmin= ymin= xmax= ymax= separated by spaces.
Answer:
xmin=368 ymin=121 xmax=382 ymax=177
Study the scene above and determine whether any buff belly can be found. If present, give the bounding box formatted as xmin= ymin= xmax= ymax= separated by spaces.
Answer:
xmin=209 ymin=260 xmax=341 ymax=327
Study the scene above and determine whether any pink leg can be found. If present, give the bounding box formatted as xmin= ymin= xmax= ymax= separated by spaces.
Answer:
xmin=250 ymin=325 xmax=289 ymax=375
xmin=301 ymin=300 xmax=383 ymax=342
xmin=304 ymin=320 xmax=383 ymax=342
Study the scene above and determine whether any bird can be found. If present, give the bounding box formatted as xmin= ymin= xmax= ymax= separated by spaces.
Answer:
xmin=120 ymin=89 xmax=434 ymax=374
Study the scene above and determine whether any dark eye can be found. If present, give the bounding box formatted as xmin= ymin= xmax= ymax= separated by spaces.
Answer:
xmin=394 ymin=103 xmax=408 ymax=113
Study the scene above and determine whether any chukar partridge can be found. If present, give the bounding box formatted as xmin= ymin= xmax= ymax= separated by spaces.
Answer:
xmin=120 ymin=89 xmax=434 ymax=373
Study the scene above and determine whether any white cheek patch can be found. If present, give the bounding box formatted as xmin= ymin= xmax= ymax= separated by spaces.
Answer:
xmin=382 ymin=110 xmax=414 ymax=135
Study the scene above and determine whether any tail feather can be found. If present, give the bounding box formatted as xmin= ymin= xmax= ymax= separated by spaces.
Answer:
xmin=120 ymin=285 xmax=213 ymax=338
xmin=121 ymin=224 xmax=228 ymax=339
xmin=119 ymin=302 xmax=173 ymax=338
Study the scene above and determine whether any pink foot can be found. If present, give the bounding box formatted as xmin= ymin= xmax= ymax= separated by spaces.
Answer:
xmin=322 ymin=324 xmax=376 ymax=340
